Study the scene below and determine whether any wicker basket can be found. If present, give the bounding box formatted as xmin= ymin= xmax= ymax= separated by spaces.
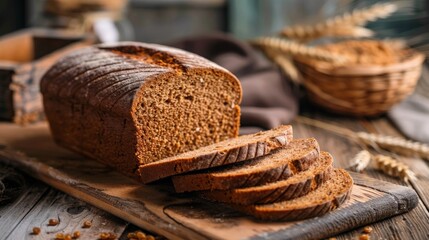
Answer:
xmin=294 ymin=49 xmax=425 ymax=116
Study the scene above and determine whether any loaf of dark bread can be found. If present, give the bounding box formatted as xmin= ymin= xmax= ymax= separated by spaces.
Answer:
xmin=41 ymin=42 xmax=242 ymax=179
xmin=172 ymin=138 xmax=319 ymax=192
xmin=200 ymin=151 xmax=333 ymax=205
xmin=236 ymin=169 xmax=353 ymax=221
xmin=138 ymin=125 xmax=293 ymax=183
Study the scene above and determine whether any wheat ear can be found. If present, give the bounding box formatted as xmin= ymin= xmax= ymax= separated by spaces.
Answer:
xmin=250 ymin=37 xmax=348 ymax=64
xmin=357 ymin=132 xmax=429 ymax=159
xmin=349 ymin=150 xmax=372 ymax=172
xmin=281 ymin=3 xmax=397 ymax=41
xmin=284 ymin=25 xmax=374 ymax=42
xmin=296 ymin=116 xmax=429 ymax=160
xmin=373 ymin=154 xmax=417 ymax=182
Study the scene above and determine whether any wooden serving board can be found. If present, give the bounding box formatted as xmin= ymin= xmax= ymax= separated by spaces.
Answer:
xmin=0 ymin=123 xmax=418 ymax=240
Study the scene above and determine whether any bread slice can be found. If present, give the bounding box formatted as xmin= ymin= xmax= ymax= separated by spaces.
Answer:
xmin=200 ymin=151 xmax=333 ymax=205
xmin=138 ymin=125 xmax=293 ymax=183
xmin=172 ymin=138 xmax=320 ymax=192
xmin=236 ymin=168 xmax=353 ymax=221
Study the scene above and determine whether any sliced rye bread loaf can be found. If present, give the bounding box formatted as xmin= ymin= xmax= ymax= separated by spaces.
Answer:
xmin=200 ymin=151 xmax=333 ymax=205
xmin=236 ymin=168 xmax=353 ymax=221
xmin=41 ymin=42 xmax=242 ymax=180
xmin=172 ymin=138 xmax=320 ymax=192
xmin=138 ymin=125 xmax=293 ymax=183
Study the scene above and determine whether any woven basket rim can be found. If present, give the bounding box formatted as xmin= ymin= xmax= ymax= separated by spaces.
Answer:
xmin=295 ymin=49 xmax=425 ymax=76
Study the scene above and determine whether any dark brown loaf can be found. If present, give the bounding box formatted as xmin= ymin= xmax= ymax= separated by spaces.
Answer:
xmin=172 ymin=138 xmax=319 ymax=192
xmin=41 ymin=42 xmax=242 ymax=179
xmin=236 ymin=168 xmax=353 ymax=221
xmin=138 ymin=125 xmax=293 ymax=183
xmin=201 ymin=151 xmax=333 ymax=205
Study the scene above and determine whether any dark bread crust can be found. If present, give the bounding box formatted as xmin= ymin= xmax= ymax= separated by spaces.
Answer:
xmin=42 ymin=42 xmax=242 ymax=115
xmin=200 ymin=151 xmax=333 ymax=205
xmin=41 ymin=42 xmax=242 ymax=179
xmin=138 ymin=125 xmax=293 ymax=183
xmin=236 ymin=169 xmax=353 ymax=221
xmin=172 ymin=138 xmax=320 ymax=192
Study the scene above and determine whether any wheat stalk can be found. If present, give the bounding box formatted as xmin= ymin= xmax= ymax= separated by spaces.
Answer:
xmin=296 ymin=116 xmax=429 ymax=160
xmin=373 ymin=154 xmax=417 ymax=182
xmin=250 ymin=37 xmax=348 ymax=64
xmin=381 ymin=38 xmax=407 ymax=50
xmin=349 ymin=150 xmax=372 ymax=172
xmin=262 ymin=48 xmax=301 ymax=84
xmin=323 ymin=26 xmax=374 ymax=38
xmin=357 ymin=132 xmax=429 ymax=159
xmin=284 ymin=25 xmax=374 ymax=42
xmin=281 ymin=3 xmax=397 ymax=41
xmin=348 ymin=150 xmax=418 ymax=182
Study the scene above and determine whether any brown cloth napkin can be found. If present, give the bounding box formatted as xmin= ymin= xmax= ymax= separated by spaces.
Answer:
xmin=170 ymin=33 xmax=298 ymax=134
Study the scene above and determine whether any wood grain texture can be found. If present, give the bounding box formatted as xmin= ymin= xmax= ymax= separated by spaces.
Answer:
xmin=0 ymin=179 xmax=49 ymax=237
xmin=0 ymin=122 xmax=419 ymax=240
xmin=5 ymin=185 xmax=127 ymax=240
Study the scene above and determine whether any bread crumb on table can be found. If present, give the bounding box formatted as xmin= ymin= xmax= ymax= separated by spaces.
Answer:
xmin=73 ymin=231 xmax=81 ymax=238
xmin=363 ymin=226 xmax=373 ymax=234
xmin=99 ymin=232 xmax=117 ymax=240
xmin=82 ymin=220 xmax=92 ymax=228
xmin=55 ymin=233 xmax=64 ymax=240
xmin=48 ymin=218 xmax=59 ymax=226
xmin=32 ymin=227 xmax=41 ymax=235
xmin=359 ymin=234 xmax=370 ymax=240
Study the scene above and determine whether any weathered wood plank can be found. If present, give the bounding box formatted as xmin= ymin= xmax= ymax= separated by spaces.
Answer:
xmin=335 ymin=202 xmax=429 ymax=240
xmin=5 ymin=186 xmax=127 ymax=240
xmin=0 ymin=179 xmax=49 ymax=237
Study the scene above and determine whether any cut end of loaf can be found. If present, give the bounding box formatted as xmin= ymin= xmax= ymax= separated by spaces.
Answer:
xmin=97 ymin=43 xmax=243 ymax=167
xmin=132 ymin=68 xmax=242 ymax=166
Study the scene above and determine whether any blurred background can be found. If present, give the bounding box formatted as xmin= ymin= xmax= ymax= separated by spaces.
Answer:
xmin=1 ymin=0 xmax=429 ymax=43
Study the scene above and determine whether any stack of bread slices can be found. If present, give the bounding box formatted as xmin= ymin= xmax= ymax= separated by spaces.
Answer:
xmin=138 ymin=125 xmax=353 ymax=221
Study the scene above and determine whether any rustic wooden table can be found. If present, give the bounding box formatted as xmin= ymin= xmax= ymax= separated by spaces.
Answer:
xmin=1 ymin=108 xmax=429 ymax=240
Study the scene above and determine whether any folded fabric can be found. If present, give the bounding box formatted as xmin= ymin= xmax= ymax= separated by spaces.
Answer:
xmin=170 ymin=33 xmax=298 ymax=133
xmin=389 ymin=93 xmax=429 ymax=144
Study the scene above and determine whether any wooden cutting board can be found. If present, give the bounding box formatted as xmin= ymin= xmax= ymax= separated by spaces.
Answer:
xmin=0 ymin=122 xmax=418 ymax=240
